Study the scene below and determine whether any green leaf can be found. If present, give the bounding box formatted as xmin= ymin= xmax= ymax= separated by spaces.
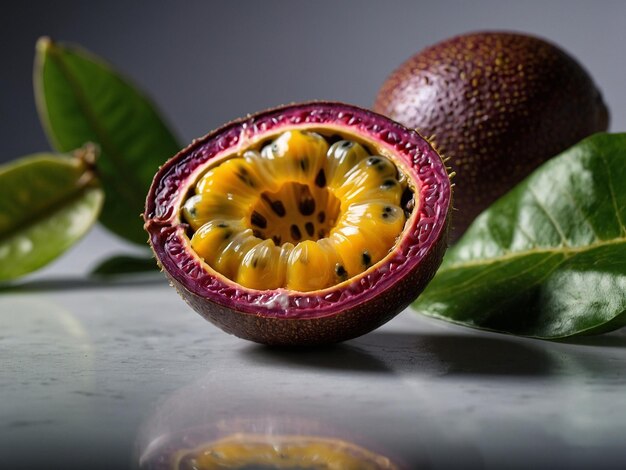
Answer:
xmin=413 ymin=133 xmax=626 ymax=339
xmin=34 ymin=37 xmax=181 ymax=246
xmin=0 ymin=150 xmax=103 ymax=281
xmin=91 ymin=254 xmax=158 ymax=277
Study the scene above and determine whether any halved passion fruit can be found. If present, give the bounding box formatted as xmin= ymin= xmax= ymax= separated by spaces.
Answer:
xmin=144 ymin=102 xmax=451 ymax=345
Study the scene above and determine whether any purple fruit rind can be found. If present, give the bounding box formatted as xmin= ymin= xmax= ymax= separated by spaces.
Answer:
xmin=374 ymin=32 xmax=609 ymax=239
xmin=145 ymin=102 xmax=450 ymax=323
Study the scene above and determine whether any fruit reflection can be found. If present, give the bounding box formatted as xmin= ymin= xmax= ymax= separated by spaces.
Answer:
xmin=139 ymin=417 xmax=402 ymax=470
xmin=171 ymin=432 xmax=398 ymax=470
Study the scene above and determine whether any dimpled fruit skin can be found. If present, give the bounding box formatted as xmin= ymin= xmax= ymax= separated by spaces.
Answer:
xmin=374 ymin=31 xmax=609 ymax=239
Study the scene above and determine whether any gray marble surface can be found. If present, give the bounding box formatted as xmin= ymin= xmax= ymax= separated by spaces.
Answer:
xmin=2 ymin=228 xmax=626 ymax=469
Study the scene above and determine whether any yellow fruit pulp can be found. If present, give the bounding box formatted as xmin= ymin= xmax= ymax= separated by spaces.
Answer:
xmin=183 ymin=130 xmax=409 ymax=292
xmin=172 ymin=433 xmax=398 ymax=470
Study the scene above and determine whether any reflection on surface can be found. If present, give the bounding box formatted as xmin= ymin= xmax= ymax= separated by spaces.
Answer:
xmin=142 ymin=329 xmax=560 ymax=469
xmin=137 ymin=357 xmax=409 ymax=470
xmin=0 ymin=295 xmax=98 ymax=468
xmin=0 ymin=274 xmax=164 ymax=293
xmin=139 ymin=416 xmax=401 ymax=470
xmin=0 ymin=295 xmax=94 ymax=376
xmin=141 ymin=319 xmax=626 ymax=469
xmin=171 ymin=432 xmax=397 ymax=469
xmin=557 ymin=328 xmax=626 ymax=348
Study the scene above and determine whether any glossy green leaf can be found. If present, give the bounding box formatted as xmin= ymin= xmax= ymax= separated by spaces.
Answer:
xmin=413 ymin=133 xmax=626 ymax=339
xmin=34 ymin=37 xmax=181 ymax=245
xmin=91 ymin=254 xmax=158 ymax=277
xmin=0 ymin=151 xmax=103 ymax=281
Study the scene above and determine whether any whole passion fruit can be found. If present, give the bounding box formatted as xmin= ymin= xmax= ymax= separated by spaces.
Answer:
xmin=374 ymin=31 xmax=609 ymax=239
xmin=144 ymin=102 xmax=451 ymax=345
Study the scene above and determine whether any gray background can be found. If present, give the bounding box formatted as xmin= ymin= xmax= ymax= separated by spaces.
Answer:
xmin=3 ymin=3 xmax=626 ymax=468
xmin=2 ymin=0 xmax=626 ymax=163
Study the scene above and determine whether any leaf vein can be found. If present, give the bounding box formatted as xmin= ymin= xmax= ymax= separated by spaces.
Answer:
xmin=47 ymin=49 xmax=146 ymax=207
xmin=597 ymin=150 xmax=626 ymax=236
xmin=443 ymin=237 xmax=626 ymax=272
xmin=468 ymin=252 xmax=565 ymax=323
xmin=553 ymin=185 xmax=601 ymax=240
xmin=528 ymin=185 xmax=569 ymax=246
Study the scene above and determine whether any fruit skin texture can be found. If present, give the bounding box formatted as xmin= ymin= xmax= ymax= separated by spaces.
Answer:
xmin=144 ymin=102 xmax=451 ymax=346
xmin=374 ymin=31 xmax=609 ymax=239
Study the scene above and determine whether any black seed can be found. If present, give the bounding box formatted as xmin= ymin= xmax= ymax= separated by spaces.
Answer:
xmin=298 ymin=187 xmax=316 ymax=216
xmin=217 ymin=222 xmax=228 ymax=228
xmin=300 ymin=198 xmax=315 ymax=216
xmin=317 ymin=211 xmax=326 ymax=223
xmin=263 ymin=194 xmax=286 ymax=217
xmin=305 ymin=222 xmax=315 ymax=237
xmin=271 ymin=143 xmax=279 ymax=153
xmin=223 ymin=230 xmax=233 ymax=240
xmin=290 ymin=224 xmax=302 ymax=241
xmin=381 ymin=179 xmax=396 ymax=190
xmin=335 ymin=264 xmax=347 ymax=278
xmin=273 ymin=201 xmax=286 ymax=217
xmin=367 ymin=156 xmax=382 ymax=166
xmin=362 ymin=251 xmax=371 ymax=267
xmin=252 ymin=257 xmax=259 ymax=268
xmin=299 ymin=158 xmax=309 ymax=172
xmin=188 ymin=207 xmax=197 ymax=217
xmin=253 ymin=229 xmax=263 ymax=238
xmin=340 ymin=141 xmax=353 ymax=148
xmin=315 ymin=169 xmax=326 ymax=188
xmin=251 ymin=211 xmax=267 ymax=229
xmin=382 ymin=206 xmax=394 ymax=219
xmin=272 ymin=235 xmax=282 ymax=245
xmin=236 ymin=167 xmax=255 ymax=187
xmin=318 ymin=229 xmax=326 ymax=239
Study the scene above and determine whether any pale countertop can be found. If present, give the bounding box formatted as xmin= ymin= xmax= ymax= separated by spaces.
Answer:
xmin=2 ymin=227 xmax=626 ymax=469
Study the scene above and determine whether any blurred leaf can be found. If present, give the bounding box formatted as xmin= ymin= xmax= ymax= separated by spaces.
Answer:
xmin=34 ymin=37 xmax=181 ymax=246
xmin=413 ymin=133 xmax=626 ymax=339
xmin=91 ymin=254 xmax=158 ymax=277
xmin=0 ymin=149 xmax=103 ymax=281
